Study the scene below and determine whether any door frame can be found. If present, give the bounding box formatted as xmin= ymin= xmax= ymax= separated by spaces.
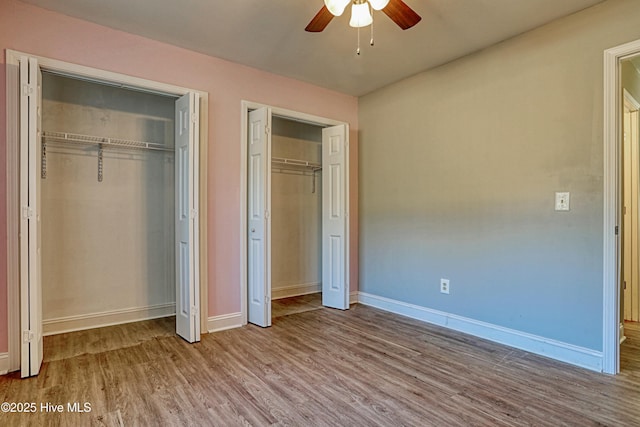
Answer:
xmin=239 ymin=100 xmax=349 ymax=325
xmin=603 ymin=38 xmax=640 ymax=374
xmin=5 ymin=49 xmax=209 ymax=373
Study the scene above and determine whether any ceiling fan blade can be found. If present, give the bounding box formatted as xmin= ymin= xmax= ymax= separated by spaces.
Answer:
xmin=383 ymin=0 xmax=422 ymax=30
xmin=305 ymin=6 xmax=334 ymax=32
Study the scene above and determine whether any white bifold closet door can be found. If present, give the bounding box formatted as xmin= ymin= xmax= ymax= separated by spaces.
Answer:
xmin=246 ymin=109 xmax=349 ymax=327
xmin=175 ymin=92 xmax=201 ymax=343
xmin=19 ymin=56 xmax=43 ymax=378
xmin=247 ymin=107 xmax=272 ymax=327
xmin=322 ymin=124 xmax=349 ymax=310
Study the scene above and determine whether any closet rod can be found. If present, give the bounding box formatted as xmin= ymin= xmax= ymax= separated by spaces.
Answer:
xmin=271 ymin=156 xmax=322 ymax=193
xmin=271 ymin=156 xmax=321 ymax=172
xmin=42 ymin=131 xmax=174 ymax=153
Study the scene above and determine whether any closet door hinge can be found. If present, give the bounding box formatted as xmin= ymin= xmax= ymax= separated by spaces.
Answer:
xmin=23 ymin=330 xmax=34 ymax=343
xmin=191 ymin=113 xmax=198 ymax=124
xmin=22 ymin=83 xmax=34 ymax=97
xmin=190 ymin=209 xmax=198 ymax=219
xmin=265 ymin=210 xmax=270 ymax=219
xmin=265 ymin=126 xmax=271 ymax=135
xmin=191 ymin=306 xmax=198 ymax=316
xmin=22 ymin=206 xmax=34 ymax=220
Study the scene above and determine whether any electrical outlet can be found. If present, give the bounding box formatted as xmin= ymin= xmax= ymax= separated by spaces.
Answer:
xmin=440 ymin=278 xmax=450 ymax=294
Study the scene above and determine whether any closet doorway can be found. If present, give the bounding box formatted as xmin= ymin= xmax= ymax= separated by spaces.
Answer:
xmin=6 ymin=51 xmax=208 ymax=378
xmin=623 ymin=88 xmax=640 ymax=326
xmin=242 ymin=103 xmax=350 ymax=327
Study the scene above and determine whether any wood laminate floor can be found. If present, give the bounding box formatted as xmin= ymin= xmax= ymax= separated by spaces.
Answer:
xmin=621 ymin=320 xmax=640 ymax=371
xmin=271 ymin=293 xmax=322 ymax=319
xmin=2 ymin=306 xmax=640 ymax=426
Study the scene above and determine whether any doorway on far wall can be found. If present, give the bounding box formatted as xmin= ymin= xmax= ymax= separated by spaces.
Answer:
xmin=622 ymin=85 xmax=640 ymax=327
xmin=604 ymin=38 xmax=640 ymax=375
xmin=620 ymin=55 xmax=640 ymax=371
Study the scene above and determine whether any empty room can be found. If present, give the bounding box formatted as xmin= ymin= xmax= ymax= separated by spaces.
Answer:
xmin=2 ymin=0 xmax=640 ymax=425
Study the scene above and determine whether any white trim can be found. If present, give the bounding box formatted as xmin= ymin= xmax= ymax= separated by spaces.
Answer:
xmin=240 ymin=100 xmax=350 ymax=325
xmin=272 ymin=283 xmax=321 ymax=300
xmin=268 ymin=105 xmax=344 ymax=128
xmin=350 ymin=291 xmax=359 ymax=304
xmin=240 ymin=102 xmax=248 ymax=326
xmin=603 ymin=38 xmax=640 ymax=375
xmin=0 ymin=353 xmax=8 ymax=375
xmin=13 ymin=51 xmax=199 ymax=97
xmin=358 ymin=292 xmax=604 ymax=372
xmin=207 ymin=312 xmax=243 ymax=333
xmin=620 ymin=323 xmax=626 ymax=344
xmin=5 ymin=49 xmax=209 ymax=373
xmin=198 ymin=96 xmax=209 ymax=335
xmin=42 ymin=304 xmax=176 ymax=336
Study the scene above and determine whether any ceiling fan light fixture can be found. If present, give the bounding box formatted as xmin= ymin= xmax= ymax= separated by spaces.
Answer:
xmin=349 ymin=2 xmax=373 ymax=28
xmin=324 ymin=0 xmax=351 ymax=16
xmin=368 ymin=0 xmax=390 ymax=11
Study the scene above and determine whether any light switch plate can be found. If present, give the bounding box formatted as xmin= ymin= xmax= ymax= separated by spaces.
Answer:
xmin=555 ymin=192 xmax=570 ymax=211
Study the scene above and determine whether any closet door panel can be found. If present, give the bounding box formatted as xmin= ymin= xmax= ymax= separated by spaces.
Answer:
xmin=34 ymin=60 xmax=43 ymax=375
xmin=175 ymin=92 xmax=200 ymax=343
xmin=322 ymin=124 xmax=349 ymax=310
xmin=19 ymin=56 xmax=43 ymax=377
xmin=247 ymin=107 xmax=272 ymax=327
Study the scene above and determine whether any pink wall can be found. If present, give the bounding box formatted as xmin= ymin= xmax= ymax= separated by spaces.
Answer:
xmin=0 ymin=0 xmax=359 ymax=353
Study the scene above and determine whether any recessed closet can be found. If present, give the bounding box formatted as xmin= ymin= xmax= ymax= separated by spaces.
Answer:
xmin=246 ymin=105 xmax=350 ymax=327
xmin=11 ymin=52 xmax=202 ymax=378
xmin=40 ymin=73 xmax=176 ymax=335
xmin=271 ymin=117 xmax=323 ymax=301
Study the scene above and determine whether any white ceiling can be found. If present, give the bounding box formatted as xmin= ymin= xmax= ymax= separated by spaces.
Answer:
xmin=20 ymin=0 xmax=604 ymax=96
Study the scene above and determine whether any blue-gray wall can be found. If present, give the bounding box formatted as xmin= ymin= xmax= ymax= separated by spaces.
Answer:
xmin=359 ymin=0 xmax=640 ymax=351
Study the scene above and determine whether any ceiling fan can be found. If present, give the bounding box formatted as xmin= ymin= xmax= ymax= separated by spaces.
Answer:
xmin=305 ymin=0 xmax=422 ymax=33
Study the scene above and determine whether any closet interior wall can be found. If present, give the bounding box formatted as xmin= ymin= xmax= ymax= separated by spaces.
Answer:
xmin=41 ymin=73 xmax=176 ymax=334
xmin=271 ymin=117 xmax=323 ymax=300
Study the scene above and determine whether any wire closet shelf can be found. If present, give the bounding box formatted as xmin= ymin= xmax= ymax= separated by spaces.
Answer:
xmin=271 ymin=156 xmax=322 ymax=172
xmin=42 ymin=131 xmax=174 ymax=152
xmin=41 ymin=131 xmax=173 ymax=182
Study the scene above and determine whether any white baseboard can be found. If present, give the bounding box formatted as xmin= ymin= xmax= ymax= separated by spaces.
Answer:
xmin=357 ymin=292 xmax=604 ymax=372
xmin=43 ymin=303 xmax=176 ymax=336
xmin=350 ymin=291 xmax=359 ymax=304
xmin=620 ymin=323 xmax=626 ymax=344
xmin=208 ymin=312 xmax=243 ymax=333
xmin=0 ymin=353 xmax=8 ymax=375
xmin=272 ymin=282 xmax=321 ymax=300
